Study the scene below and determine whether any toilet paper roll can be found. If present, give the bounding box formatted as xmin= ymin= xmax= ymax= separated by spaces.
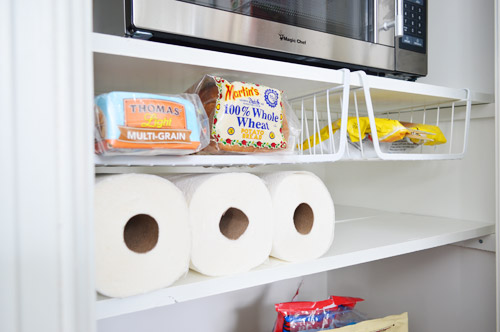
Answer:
xmin=260 ymin=171 xmax=335 ymax=262
xmin=94 ymin=174 xmax=191 ymax=298
xmin=169 ymin=173 xmax=273 ymax=276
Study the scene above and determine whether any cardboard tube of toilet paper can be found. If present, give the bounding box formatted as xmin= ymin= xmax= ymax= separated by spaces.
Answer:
xmin=260 ymin=171 xmax=335 ymax=262
xmin=94 ymin=174 xmax=191 ymax=298
xmin=169 ymin=173 xmax=273 ymax=276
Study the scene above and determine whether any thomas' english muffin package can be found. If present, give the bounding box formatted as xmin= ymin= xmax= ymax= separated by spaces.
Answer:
xmin=187 ymin=75 xmax=300 ymax=154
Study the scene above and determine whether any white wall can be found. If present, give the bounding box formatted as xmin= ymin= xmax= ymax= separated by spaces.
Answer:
xmin=327 ymin=246 xmax=496 ymax=332
xmin=418 ymin=0 xmax=495 ymax=94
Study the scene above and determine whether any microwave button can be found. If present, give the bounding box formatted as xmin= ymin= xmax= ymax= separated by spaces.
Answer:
xmin=417 ymin=29 xmax=423 ymax=36
xmin=401 ymin=35 xmax=424 ymax=48
xmin=410 ymin=4 xmax=416 ymax=11
xmin=404 ymin=10 xmax=409 ymax=17
xmin=411 ymin=20 xmax=416 ymax=26
xmin=401 ymin=36 xmax=412 ymax=45
xmin=410 ymin=12 xmax=416 ymax=19
xmin=413 ymin=37 xmax=424 ymax=47
xmin=410 ymin=27 xmax=416 ymax=34
xmin=407 ymin=0 xmax=425 ymax=6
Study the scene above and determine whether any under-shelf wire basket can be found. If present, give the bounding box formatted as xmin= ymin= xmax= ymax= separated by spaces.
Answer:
xmin=289 ymin=69 xmax=351 ymax=162
xmin=291 ymin=70 xmax=472 ymax=161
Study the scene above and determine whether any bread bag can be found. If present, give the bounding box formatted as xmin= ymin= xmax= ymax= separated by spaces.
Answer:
xmin=187 ymin=75 xmax=299 ymax=154
xmin=94 ymin=92 xmax=209 ymax=155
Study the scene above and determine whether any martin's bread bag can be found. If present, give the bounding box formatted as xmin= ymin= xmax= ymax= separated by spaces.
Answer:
xmin=187 ymin=75 xmax=299 ymax=154
xmin=94 ymin=92 xmax=209 ymax=155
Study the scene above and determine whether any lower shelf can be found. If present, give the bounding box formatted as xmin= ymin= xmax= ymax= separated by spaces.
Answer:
xmin=95 ymin=205 xmax=494 ymax=320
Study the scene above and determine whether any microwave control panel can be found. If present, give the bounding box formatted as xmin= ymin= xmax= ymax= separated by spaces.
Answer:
xmin=400 ymin=0 xmax=426 ymax=54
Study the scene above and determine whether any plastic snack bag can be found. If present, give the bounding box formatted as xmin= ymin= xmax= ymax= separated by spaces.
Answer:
xmin=94 ymin=92 xmax=209 ymax=156
xmin=299 ymin=117 xmax=451 ymax=157
xmin=400 ymin=122 xmax=447 ymax=146
xmin=299 ymin=117 xmax=409 ymax=153
xmin=331 ymin=312 xmax=408 ymax=332
xmin=273 ymin=296 xmax=365 ymax=332
xmin=364 ymin=118 xmax=409 ymax=143
xmin=187 ymin=75 xmax=300 ymax=154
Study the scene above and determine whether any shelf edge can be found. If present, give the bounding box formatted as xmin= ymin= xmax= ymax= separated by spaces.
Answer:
xmin=95 ymin=218 xmax=494 ymax=320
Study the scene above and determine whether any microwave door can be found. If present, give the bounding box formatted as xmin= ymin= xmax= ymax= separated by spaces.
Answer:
xmin=374 ymin=0 xmax=396 ymax=47
xmin=127 ymin=0 xmax=397 ymax=74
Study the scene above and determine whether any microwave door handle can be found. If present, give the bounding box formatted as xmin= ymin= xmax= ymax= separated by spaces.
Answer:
xmin=377 ymin=0 xmax=404 ymax=41
xmin=395 ymin=0 xmax=404 ymax=37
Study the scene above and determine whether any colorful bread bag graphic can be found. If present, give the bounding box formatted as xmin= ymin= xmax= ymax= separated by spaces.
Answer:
xmin=187 ymin=75 xmax=299 ymax=154
xmin=94 ymin=92 xmax=209 ymax=155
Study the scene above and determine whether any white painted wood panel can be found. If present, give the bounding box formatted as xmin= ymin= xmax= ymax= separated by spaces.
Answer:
xmin=0 ymin=1 xmax=95 ymax=331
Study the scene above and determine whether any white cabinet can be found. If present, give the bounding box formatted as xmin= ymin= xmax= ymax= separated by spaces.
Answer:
xmin=1 ymin=0 xmax=496 ymax=332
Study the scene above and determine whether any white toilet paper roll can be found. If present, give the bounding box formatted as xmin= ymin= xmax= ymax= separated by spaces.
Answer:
xmin=260 ymin=171 xmax=335 ymax=262
xmin=169 ymin=173 xmax=273 ymax=277
xmin=94 ymin=174 xmax=191 ymax=298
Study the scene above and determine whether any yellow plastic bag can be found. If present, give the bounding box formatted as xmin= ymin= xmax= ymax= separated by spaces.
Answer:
xmin=298 ymin=117 xmax=408 ymax=151
xmin=298 ymin=119 xmax=342 ymax=151
xmin=364 ymin=118 xmax=408 ymax=143
xmin=401 ymin=122 xmax=447 ymax=146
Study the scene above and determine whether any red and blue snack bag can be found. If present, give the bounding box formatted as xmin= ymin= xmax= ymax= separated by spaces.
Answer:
xmin=273 ymin=296 xmax=365 ymax=332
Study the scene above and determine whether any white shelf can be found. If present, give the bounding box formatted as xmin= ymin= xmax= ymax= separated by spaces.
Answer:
xmin=350 ymin=75 xmax=493 ymax=112
xmin=92 ymin=33 xmax=494 ymax=167
xmin=92 ymin=33 xmax=493 ymax=106
xmin=95 ymin=205 xmax=494 ymax=320
xmin=92 ymin=33 xmax=345 ymax=99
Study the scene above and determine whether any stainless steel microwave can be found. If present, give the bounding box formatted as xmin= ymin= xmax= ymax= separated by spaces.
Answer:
xmin=124 ymin=0 xmax=427 ymax=80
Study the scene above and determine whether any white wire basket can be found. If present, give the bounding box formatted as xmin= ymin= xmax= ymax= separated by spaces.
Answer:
xmin=292 ymin=70 xmax=472 ymax=161
xmin=289 ymin=69 xmax=351 ymax=162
